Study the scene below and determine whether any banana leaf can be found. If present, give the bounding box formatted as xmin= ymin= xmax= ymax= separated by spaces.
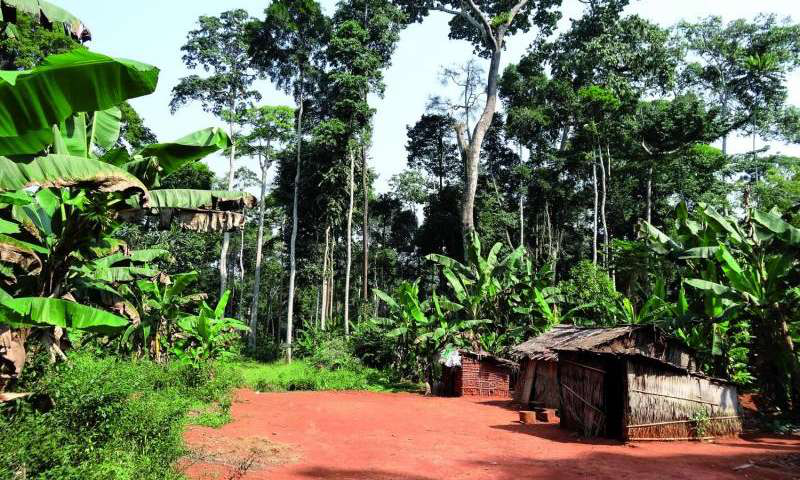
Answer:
xmin=0 ymin=0 xmax=91 ymax=40
xmin=144 ymin=189 xmax=256 ymax=210
xmin=1 ymin=297 xmax=128 ymax=333
xmin=137 ymin=127 xmax=230 ymax=179
xmin=0 ymin=50 xmax=158 ymax=143
xmin=0 ymin=155 xmax=148 ymax=197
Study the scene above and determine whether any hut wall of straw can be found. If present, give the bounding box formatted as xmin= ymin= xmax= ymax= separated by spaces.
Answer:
xmin=558 ymin=353 xmax=608 ymax=437
xmin=625 ymin=360 xmax=742 ymax=440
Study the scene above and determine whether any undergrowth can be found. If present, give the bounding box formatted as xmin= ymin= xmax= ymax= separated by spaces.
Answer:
xmin=234 ymin=359 xmax=419 ymax=393
xmin=0 ymin=352 xmax=241 ymax=480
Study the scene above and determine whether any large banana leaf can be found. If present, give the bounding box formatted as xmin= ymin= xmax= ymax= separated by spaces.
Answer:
xmin=137 ymin=127 xmax=230 ymax=179
xmin=145 ymin=189 xmax=256 ymax=210
xmin=0 ymin=155 xmax=148 ymax=197
xmin=0 ymin=50 xmax=158 ymax=142
xmin=0 ymin=0 xmax=91 ymax=40
xmin=1 ymin=297 xmax=128 ymax=333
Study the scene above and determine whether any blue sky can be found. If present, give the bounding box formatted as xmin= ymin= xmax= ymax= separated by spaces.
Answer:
xmin=70 ymin=0 xmax=800 ymax=192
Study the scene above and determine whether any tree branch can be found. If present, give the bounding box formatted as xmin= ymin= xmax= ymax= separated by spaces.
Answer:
xmin=430 ymin=4 xmax=486 ymax=41
xmin=462 ymin=0 xmax=499 ymax=50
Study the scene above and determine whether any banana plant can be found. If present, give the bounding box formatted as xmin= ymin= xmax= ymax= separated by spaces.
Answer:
xmin=172 ymin=290 xmax=249 ymax=368
xmin=0 ymin=50 xmax=253 ymax=384
xmin=643 ymin=203 xmax=800 ymax=411
xmin=374 ymin=281 xmax=486 ymax=385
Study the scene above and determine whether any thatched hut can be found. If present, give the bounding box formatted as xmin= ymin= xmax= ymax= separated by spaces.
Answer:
xmin=440 ymin=350 xmax=518 ymax=398
xmin=516 ymin=325 xmax=743 ymax=441
xmin=512 ymin=326 xmax=587 ymax=408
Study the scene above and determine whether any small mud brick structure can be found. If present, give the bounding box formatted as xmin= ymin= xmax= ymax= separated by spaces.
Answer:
xmin=441 ymin=351 xmax=517 ymax=398
xmin=515 ymin=325 xmax=742 ymax=441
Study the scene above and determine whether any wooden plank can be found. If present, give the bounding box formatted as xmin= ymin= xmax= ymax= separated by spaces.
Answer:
xmin=629 ymin=388 xmax=720 ymax=406
xmin=519 ymin=361 xmax=535 ymax=404
xmin=627 ymin=416 xmax=741 ymax=429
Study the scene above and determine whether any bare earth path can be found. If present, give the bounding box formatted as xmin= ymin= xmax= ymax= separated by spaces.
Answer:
xmin=182 ymin=389 xmax=800 ymax=480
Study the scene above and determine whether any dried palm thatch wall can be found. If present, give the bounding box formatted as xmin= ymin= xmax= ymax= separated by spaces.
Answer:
xmin=557 ymin=353 xmax=614 ymax=437
xmin=625 ymin=360 xmax=742 ymax=440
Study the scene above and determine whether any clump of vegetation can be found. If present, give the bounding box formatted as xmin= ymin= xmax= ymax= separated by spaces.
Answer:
xmin=0 ymin=352 xmax=241 ymax=479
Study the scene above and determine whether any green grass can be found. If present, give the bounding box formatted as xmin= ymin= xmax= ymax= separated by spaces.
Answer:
xmin=233 ymin=359 xmax=421 ymax=393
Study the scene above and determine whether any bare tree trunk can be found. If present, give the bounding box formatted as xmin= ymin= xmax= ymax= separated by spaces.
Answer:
xmin=344 ymin=150 xmax=355 ymax=336
xmin=592 ymin=152 xmax=598 ymax=266
xmin=320 ymin=225 xmax=330 ymax=330
xmin=599 ymin=147 xmax=609 ymax=268
xmin=249 ymin=149 xmax=269 ymax=350
xmin=455 ymin=47 xmax=502 ymax=247
xmin=220 ymin=120 xmax=236 ymax=298
xmin=518 ymin=195 xmax=525 ymax=248
xmin=646 ymin=164 xmax=653 ymax=225
xmin=362 ymin=147 xmax=369 ymax=305
xmin=238 ymin=226 xmax=246 ymax=321
xmin=286 ymin=77 xmax=305 ymax=362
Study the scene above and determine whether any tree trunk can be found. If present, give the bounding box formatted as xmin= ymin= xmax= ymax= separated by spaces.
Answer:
xmin=249 ymin=149 xmax=269 ymax=350
xmin=220 ymin=120 xmax=236 ymax=298
xmin=456 ymin=47 xmax=502 ymax=248
xmin=320 ymin=225 xmax=330 ymax=331
xmin=599 ymin=147 xmax=609 ymax=268
xmin=592 ymin=152 xmax=598 ymax=266
xmin=362 ymin=146 xmax=369 ymax=305
xmin=238 ymin=226 xmax=246 ymax=321
xmin=519 ymin=195 xmax=524 ymax=248
xmin=286 ymin=77 xmax=305 ymax=362
xmin=344 ymin=150 xmax=355 ymax=336
xmin=646 ymin=164 xmax=653 ymax=225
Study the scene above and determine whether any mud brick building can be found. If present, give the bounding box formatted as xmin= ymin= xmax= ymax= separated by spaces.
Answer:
xmin=442 ymin=351 xmax=517 ymax=398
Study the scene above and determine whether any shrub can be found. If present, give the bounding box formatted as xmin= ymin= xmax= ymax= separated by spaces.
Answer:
xmin=0 ymin=352 xmax=240 ymax=479
xmin=559 ymin=260 xmax=621 ymax=326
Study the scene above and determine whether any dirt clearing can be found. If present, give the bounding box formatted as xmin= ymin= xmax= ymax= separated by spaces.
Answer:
xmin=183 ymin=390 xmax=800 ymax=480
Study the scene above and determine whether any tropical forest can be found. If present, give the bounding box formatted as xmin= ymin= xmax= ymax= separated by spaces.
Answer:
xmin=1 ymin=0 xmax=799 ymax=478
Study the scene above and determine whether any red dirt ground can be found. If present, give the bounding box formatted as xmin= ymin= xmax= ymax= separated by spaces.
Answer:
xmin=182 ymin=389 xmax=800 ymax=480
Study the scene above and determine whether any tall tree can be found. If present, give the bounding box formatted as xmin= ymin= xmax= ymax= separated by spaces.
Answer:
xmin=394 ymin=0 xmax=563 ymax=249
xmin=406 ymin=112 xmax=461 ymax=192
xmin=171 ymin=9 xmax=261 ymax=299
xmin=239 ymin=106 xmax=295 ymax=349
xmin=249 ymin=0 xmax=330 ymax=360
xmin=679 ymin=15 xmax=800 ymax=155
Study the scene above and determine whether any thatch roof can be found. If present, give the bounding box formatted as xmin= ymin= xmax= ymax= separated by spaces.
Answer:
xmin=513 ymin=325 xmax=688 ymax=364
xmin=512 ymin=325 xmax=604 ymax=361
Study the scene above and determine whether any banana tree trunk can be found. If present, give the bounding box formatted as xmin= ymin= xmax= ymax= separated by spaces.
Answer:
xmin=344 ymin=150 xmax=355 ymax=336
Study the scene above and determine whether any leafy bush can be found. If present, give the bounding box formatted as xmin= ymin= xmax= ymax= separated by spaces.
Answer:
xmin=294 ymin=327 xmax=363 ymax=371
xmin=0 ymin=352 xmax=241 ymax=479
xmin=559 ymin=260 xmax=621 ymax=326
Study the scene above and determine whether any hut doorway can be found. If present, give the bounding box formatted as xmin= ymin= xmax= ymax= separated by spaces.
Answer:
xmin=603 ymin=359 xmax=627 ymax=439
